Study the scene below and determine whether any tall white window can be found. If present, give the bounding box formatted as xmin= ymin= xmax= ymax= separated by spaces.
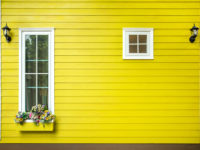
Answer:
xmin=123 ymin=28 xmax=154 ymax=59
xmin=19 ymin=28 xmax=54 ymax=113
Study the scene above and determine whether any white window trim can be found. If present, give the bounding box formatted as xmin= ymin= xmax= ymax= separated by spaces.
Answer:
xmin=123 ymin=28 xmax=154 ymax=59
xmin=19 ymin=28 xmax=54 ymax=114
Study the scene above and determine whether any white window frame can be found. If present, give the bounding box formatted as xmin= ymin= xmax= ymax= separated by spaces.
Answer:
xmin=19 ymin=28 xmax=54 ymax=115
xmin=123 ymin=28 xmax=154 ymax=59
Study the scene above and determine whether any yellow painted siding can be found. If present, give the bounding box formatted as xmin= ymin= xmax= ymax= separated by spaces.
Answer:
xmin=1 ymin=0 xmax=200 ymax=143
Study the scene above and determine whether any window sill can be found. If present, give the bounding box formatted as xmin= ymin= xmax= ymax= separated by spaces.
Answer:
xmin=16 ymin=121 xmax=54 ymax=132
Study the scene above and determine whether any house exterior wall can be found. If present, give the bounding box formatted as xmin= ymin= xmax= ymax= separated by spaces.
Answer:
xmin=0 ymin=0 xmax=200 ymax=143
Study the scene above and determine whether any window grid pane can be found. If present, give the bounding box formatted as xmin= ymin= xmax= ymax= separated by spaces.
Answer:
xmin=25 ymin=34 xmax=49 ymax=111
xmin=38 ymin=88 xmax=48 ymax=108
xmin=38 ymin=35 xmax=48 ymax=60
xmin=139 ymin=35 xmax=147 ymax=43
xmin=38 ymin=74 xmax=48 ymax=87
xmin=139 ymin=45 xmax=147 ymax=53
xmin=129 ymin=45 xmax=137 ymax=53
xmin=25 ymin=35 xmax=36 ymax=61
xmin=129 ymin=35 xmax=137 ymax=43
xmin=25 ymin=88 xmax=36 ymax=112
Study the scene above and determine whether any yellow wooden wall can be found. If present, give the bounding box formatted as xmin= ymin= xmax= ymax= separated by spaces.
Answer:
xmin=1 ymin=0 xmax=200 ymax=143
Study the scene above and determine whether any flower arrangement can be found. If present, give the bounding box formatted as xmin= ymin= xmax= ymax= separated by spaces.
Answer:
xmin=15 ymin=104 xmax=55 ymax=125
xmin=15 ymin=112 xmax=29 ymax=124
xmin=40 ymin=110 xmax=55 ymax=124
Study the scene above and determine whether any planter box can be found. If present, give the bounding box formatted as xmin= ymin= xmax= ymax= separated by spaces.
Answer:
xmin=16 ymin=121 xmax=54 ymax=131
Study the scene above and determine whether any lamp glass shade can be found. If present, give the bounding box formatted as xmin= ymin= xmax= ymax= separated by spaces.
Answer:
xmin=193 ymin=29 xmax=198 ymax=36
xmin=2 ymin=24 xmax=11 ymax=36
xmin=190 ymin=24 xmax=199 ymax=36
xmin=3 ymin=29 xmax=8 ymax=36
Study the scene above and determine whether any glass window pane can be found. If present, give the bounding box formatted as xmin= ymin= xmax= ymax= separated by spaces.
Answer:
xmin=129 ymin=45 xmax=137 ymax=53
xmin=25 ymin=35 xmax=36 ymax=60
xmin=139 ymin=45 xmax=147 ymax=53
xmin=38 ymin=61 xmax=48 ymax=73
xmin=26 ymin=75 xmax=36 ymax=87
xmin=25 ymin=88 xmax=36 ymax=112
xmin=38 ymin=35 xmax=48 ymax=60
xmin=38 ymin=75 xmax=48 ymax=87
xmin=26 ymin=61 xmax=36 ymax=73
xmin=139 ymin=35 xmax=147 ymax=43
xmin=24 ymin=34 xmax=50 ymax=112
xmin=129 ymin=35 xmax=137 ymax=43
xmin=38 ymin=88 xmax=48 ymax=107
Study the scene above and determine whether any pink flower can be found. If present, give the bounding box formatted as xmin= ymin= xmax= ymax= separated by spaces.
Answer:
xmin=29 ymin=113 xmax=32 ymax=118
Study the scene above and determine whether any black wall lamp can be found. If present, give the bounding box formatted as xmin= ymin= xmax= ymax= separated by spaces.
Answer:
xmin=189 ymin=24 xmax=199 ymax=43
xmin=2 ymin=23 xmax=11 ymax=43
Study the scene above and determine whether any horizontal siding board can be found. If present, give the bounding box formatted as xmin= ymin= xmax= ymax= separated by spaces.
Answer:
xmin=2 ymin=130 xmax=200 ymax=138
xmin=54 ymin=83 xmax=198 ymax=90
xmin=2 ymin=69 xmax=200 ymax=76
xmin=2 ymin=2 xmax=200 ymax=9
xmin=3 ymin=103 xmax=199 ymax=110
xmin=2 ymin=55 xmax=200 ymax=63
xmin=1 ymin=138 xmax=200 ymax=144
xmin=2 ymin=96 xmax=199 ymax=104
xmin=43 ymin=96 xmax=200 ymax=104
xmin=52 ymin=76 xmax=200 ymax=83
xmin=2 ymin=82 xmax=199 ymax=90
xmin=46 ymin=110 xmax=200 ymax=117
xmin=2 ymin=116 xmax=200 ymax=124
xmin=54 ymin=50 xmax=198 ymax=56
xmin=2 ymin=62 xmax=200 ymax=70
xmin=52 ymin=69 xmax=200 ymax=76
xmin=1 ymin=76 xmax=200 ymax=83
xmin=2 ymin=8 xmax=200 ymax=16
xmin=52 ymin=90 xmax=199 ymax=97
xmin=2 ymin=123 xmax=200 ymax=131
xmin=1 ymin=89 xmax=199 ymax=97
xmin=2 ymin=16 xmax=200 ymax=22
xmin=2 ymin=49 xmax=200 ymax=56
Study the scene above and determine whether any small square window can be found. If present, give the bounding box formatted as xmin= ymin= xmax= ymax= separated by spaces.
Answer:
xmin=123 ymin=28 xmax=154 ymax=59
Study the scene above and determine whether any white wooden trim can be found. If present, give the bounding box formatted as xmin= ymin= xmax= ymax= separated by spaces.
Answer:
xmin=123 ymin=28 xmax=154 ymax=60
xmin=123 ymin=28 xmax=154 ymax=32
xmin=50 ymin=28 xmax=55 ymax=114
xmin=19 ymin=28 xmax=55 ymax=114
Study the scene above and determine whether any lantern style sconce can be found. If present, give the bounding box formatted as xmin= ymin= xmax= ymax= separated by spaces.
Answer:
xmin=2 ymin=23 xmax=11 ymax=43
xmin=189 ymin=24 xmax=199 ymax=43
